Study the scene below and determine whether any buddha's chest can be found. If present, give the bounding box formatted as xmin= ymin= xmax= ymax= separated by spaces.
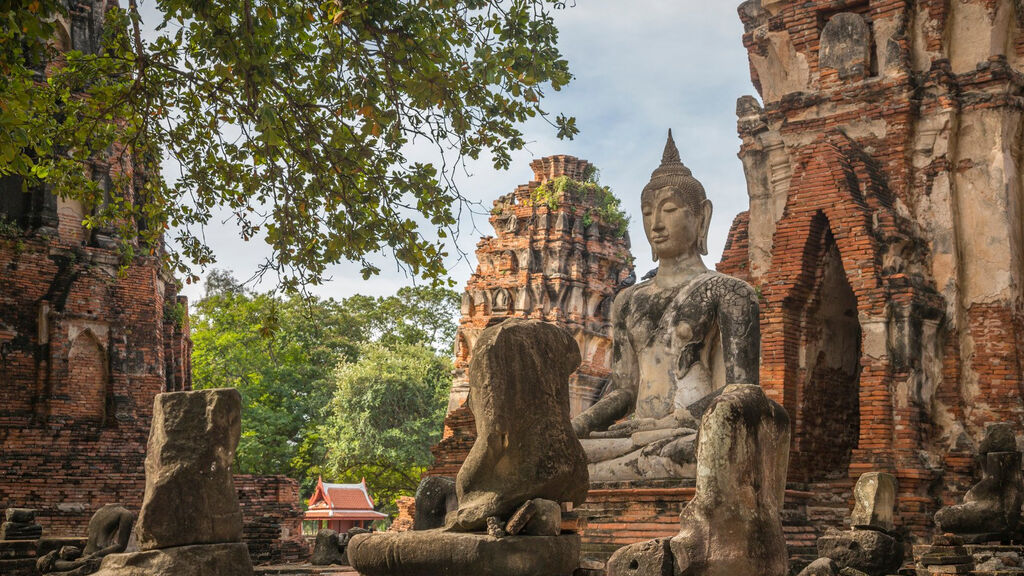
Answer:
xmin=624 ymin=281 xmax=717 ymax=353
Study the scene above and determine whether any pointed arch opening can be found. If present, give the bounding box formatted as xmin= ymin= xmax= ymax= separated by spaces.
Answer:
xmin=792 ymin=221 xmax=862 ymax=480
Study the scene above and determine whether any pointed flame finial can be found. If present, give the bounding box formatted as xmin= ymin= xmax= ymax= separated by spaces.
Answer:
xmin=661 ymin=129 xmax=681 ymax=165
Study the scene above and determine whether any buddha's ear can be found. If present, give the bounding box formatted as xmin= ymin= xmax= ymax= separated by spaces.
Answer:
xmin=698 ymin=198 xmax=713 ymax=256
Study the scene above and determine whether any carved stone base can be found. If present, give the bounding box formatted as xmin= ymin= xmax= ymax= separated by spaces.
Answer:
xmin=347 ymin=530 xmax=579 ymax=576
xmin=92 ymin=542 xmax=254 ymax=576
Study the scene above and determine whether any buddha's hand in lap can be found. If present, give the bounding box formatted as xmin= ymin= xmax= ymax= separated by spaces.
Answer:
xmin=608 ymin=417 xmax=660 ymax=434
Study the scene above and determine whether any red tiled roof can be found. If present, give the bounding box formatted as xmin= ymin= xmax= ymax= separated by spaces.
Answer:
xmin=305 ymin=477 xmax=381 ymax=519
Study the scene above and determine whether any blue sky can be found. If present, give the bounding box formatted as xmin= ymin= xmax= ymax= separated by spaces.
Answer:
xmin=158 ymin=1 xmax=759 ymax=302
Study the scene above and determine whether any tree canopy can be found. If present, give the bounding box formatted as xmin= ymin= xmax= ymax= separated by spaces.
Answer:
xmin=190 ymin=270 xmax=459 ymax=499
xmin=324 ymin=341 xmax=451 ymax=513
xmin=1 ymin=0 xmax=577 ymax=289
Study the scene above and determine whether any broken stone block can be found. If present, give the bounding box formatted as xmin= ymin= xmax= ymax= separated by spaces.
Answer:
xmin=934 ymin=424 xmax=1023 ymax=541
xmin=917 ymin=535 xmax=975 ymax=574
xmin=978 ymin=422 xmax=1017 ymax=454
xmin=606 ymin=538 xmax=672 ymax=576
xmin=310 ymin=529 xmax=345 ymax=566
xmin=796 ymin=558 xmax=838 ymax=576
xmin=92 ymin=389 xmax=254 ymax=576
xmin=135 ymin=389 xmax=244 ymax=550
xmin=850 ymin=472 xmax=897 ymax=532
xmin=0 ymin=522 xmax=42 ymax=540
xmin=816 ymin=528 xmax=903 ymax=576
xmin=668 ymin=384 xmax=791 ymax=576
xmin=4 ymin=510 xmax=36 ymax=524
xmin=412 ymin=476 xmax=457 ymax=531
xmin=1 ymin=508 xmax=42 ymax=541
xmin=517 ymin=499 xmax=560 ymax=537
xmin=606 ymin=384 xmax=791 ymax=576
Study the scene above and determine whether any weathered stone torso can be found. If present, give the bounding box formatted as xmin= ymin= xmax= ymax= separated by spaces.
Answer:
xmin=621 ymin=271 xmax=753 ymax=419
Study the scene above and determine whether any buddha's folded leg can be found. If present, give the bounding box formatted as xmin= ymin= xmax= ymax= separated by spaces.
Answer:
xmin=588 ymin=443 xmax=695 ymax=482
xmin=580 ymin=437 xmax=634 ymax=463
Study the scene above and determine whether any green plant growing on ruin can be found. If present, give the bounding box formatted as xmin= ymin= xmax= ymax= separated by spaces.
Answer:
xmin=163 ymin=301 xmax=188 ymax=328
xmin=0 ymin=217 xmax=20 ymax=239
xmin=530 ymin=175 xmax=629 ymax=237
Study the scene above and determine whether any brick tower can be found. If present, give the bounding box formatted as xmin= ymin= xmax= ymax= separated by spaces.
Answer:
xmin=0 ymin=0 xmax=192 ymax=535
xmin=428 ymin=155 xmax=634 ymax=477
xmin=721 ymin=0 xmax=1024 ymax=535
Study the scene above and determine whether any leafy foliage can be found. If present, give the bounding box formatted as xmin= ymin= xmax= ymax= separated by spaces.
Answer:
xmin=323 ymin=342 xmax=450 ymax=514
xmin=530 ymin=174 xmax=629 ymax=237
xmin=1 ymin=0 xmax=578 ymax=289
xmin=190 ymin=270 xmax=458 ymax=499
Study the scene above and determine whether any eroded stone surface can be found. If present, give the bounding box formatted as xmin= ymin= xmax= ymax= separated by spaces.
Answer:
xmin=92 ymin=542 xmax=253 ymax=576
xmin=606 ymin=538 xmax=672 ymax=576
xmin=796 ymin=558 xmax=838 ymax=576
xmin=819 ymin=13 xmax=871 ymax=81
xmin=605 ymin=384 xmax=790 ymax=576
xmin=412 ymin=476 xmax=457 ymax=531
xmin=38 ymin=504 xmax=135 ymax=576
xmin=850 ymin=473 xmax=897 ymax=532
xmin=310 ymin=530 xmax=344 ymax=566
xmin=347 ymin=531 xmax=580 ymax=576
xmin=816 ymin=529 xmax=903 ymax=576
xmin=668 ymin=384 xmax=790 ymax=576
xmin=934 ymin=451 xmax=1023 ymax=539
xmin=572 ymin=133 xmax=760 ymax=483
xmin=135 ymin=389 xmax=244 ymax=550
xmin=935 ymin=424 xmax=1023 ymax=540
xmin=448 ymin=319 xmax=588 ymax=531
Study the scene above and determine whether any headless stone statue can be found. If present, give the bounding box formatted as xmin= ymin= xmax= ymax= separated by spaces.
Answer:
xmin=37 ymin=505 xmax=134 ymax=576
xmin=934 ymin=422 xmax=1023 ymax=542
xmin=606 ymin=383 xmax=790 ymax=576
xmin=572 ymin=130 xmax=760 ymax=482
xmin=347 ymin=319 xmax=589 ymax=576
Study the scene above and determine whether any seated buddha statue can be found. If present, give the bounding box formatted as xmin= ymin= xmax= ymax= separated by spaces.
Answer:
xmin=571 ymin=130 xmax=760 ymax=482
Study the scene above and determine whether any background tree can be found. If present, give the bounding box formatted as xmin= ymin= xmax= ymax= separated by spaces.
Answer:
xmin=322 ymin=342 xmax=451 ymax=515
xmin=190 ymin=269 xmax=459 ymax=498
xmin=191 ymin=271 xmax=366 ymax=482
xmin=1 ymin=0 xmax=577 ymax=289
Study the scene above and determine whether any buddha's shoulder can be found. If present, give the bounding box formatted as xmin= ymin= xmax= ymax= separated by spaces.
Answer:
xmin=696 ymin=272 xmax=758 ymax=307
xmin=698 ymin=271 xmax=755 ymax=292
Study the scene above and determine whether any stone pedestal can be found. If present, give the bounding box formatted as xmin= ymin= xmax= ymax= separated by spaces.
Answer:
xmin=347 ymin=531 xmax=579 ymax=576
xmin=916 ymin=535 xmax=975 ymax=575
xmin=93 ymin=543 xmax=253 ymax=576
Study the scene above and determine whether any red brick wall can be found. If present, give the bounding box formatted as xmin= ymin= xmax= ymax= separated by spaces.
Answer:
xmin=0 ymin=234 xmax=186 ymax=536
xmin=235 ymin=474 xmax=308 ymax=565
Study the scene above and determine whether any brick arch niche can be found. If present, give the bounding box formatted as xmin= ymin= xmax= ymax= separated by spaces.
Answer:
xmin=759 ymin=131 xmax=913 ymax=483
xmin=54 ymin=328 xmax=110 ymax=425
xmin=786 ymin=214 xmax=863 ymax=481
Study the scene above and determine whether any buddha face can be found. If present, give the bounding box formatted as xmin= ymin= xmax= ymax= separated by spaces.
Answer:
xmin=641 ymin=186 xmax=712 ymax=261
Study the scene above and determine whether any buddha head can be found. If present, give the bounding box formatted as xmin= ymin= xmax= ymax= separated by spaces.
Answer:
xmin=640 ymin=130 xmax=712 ymax=262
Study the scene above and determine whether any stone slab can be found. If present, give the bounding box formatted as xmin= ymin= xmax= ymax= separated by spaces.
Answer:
xmin=347 ymin=530 xmax=580 ymax=576
xmin=92 ymin=542 xmax=254 ymax=576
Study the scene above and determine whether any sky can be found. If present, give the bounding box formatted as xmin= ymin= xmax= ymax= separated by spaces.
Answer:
xmin=149 ymin=1 xmax=759 ymax=302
